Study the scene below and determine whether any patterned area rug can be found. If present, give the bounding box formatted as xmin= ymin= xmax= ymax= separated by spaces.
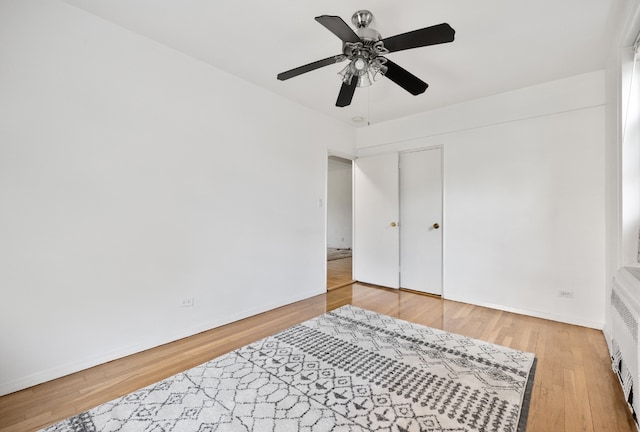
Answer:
xmin=327 ymin=248 xmax=352 ymax=261
xmin=42 ymin=305 xmax=536 ymax=432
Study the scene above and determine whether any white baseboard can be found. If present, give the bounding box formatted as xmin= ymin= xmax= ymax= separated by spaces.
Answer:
xmin=0 ymin=288 xmax=323 ymax=397
xmin=445 ymin=296 xmax=604 ymax=330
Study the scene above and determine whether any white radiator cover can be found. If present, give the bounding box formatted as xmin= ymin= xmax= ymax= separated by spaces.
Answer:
xmin=612 ymin=267 xmax=640 ymax=425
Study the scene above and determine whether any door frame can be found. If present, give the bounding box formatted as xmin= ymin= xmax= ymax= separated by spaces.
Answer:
xmin=325 ymin=149 xmax=356 ymax=290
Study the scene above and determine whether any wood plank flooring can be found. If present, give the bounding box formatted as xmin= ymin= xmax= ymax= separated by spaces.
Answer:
xmin=0 ymin=283 xmax=635 ymax=432
xmin=327 ymin=257 xmax=353 ymax=290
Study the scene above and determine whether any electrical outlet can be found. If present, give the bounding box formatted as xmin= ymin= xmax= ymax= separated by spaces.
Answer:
xmin=559 ymin=290 xmax=574 ymax=299
xmin=180 ymin=297 xmax=195 ymax=307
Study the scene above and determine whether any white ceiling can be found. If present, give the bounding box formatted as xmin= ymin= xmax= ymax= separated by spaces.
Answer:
xmin=61 ymin=0 xmax=626 ymax=128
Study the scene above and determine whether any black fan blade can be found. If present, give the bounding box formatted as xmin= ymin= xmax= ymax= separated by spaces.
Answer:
xmin=382 ymin=23 xmax=455 ymax=53
xmin=382 ymin=59 xmax=428 ymax=95
xmin=315 ymin=15 xmax=361 ymax=43
xmin=277 ymin=55 xmax=345 ymax=81
xmin=336 ymin=78 xmax=357 ymax=107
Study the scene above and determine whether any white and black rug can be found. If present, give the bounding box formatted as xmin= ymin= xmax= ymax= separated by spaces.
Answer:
xmin=41 ymin=305 xmax=536 ymax=432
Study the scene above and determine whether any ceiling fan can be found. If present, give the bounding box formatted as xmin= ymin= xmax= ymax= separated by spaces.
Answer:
xmin=277 ymin=10 xmax=455 ymax=108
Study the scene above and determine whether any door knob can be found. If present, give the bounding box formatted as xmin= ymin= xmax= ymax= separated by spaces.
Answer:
xmin=390 ymin=222 xmax=397 ymax=227
xmin=433 ymin=223 xmax=440 ymax=229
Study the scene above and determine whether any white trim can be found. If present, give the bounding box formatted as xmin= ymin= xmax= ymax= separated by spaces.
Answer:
xmin=327 ymin=149 xmax=356 ymax=160
xmin=325 ymin=149 xmax=355 ymax=290
xmin=445 ymin=296 xmax=604 ymax=330
xmin=622 ymin=0 xmax=640 ymax=48
xmin=0 ymin=288 xmax=322 ymax=397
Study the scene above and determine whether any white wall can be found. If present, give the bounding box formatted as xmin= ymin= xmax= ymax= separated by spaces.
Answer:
xmin=327 ymin=158 xmax=353 ymax=249
xmin=0 ymin=0 xmax=355 ymax=395
xmin=357 ymin=72 xmax=606 ymax=328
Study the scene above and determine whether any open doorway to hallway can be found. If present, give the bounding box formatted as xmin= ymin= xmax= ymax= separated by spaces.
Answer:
xmin=327 ymin=155 xmax=354 ymax=290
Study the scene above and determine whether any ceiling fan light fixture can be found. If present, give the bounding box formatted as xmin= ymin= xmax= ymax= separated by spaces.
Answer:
xmin=353 ymin=57 xmax=367 ymax=72
xmin=338 ymin=63 xmax=355 ymax=84
xmin=277 ymin=11 xmax=455 ymax=107
xmin=339 ymin=54 xmax=390 ymax=88
xmin=358 ymin=71 xmax=373 ymax=87
xmin=339 ymin=56 xmax=372 ymax=86
xmin=369 ymin=58 xmax=388 ymax=80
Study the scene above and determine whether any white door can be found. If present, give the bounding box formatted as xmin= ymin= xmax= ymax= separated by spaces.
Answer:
xmin=400 ymin=149 xmax=443 ymax=295
xmin=353 ymin=153 xmax=400 ymax=288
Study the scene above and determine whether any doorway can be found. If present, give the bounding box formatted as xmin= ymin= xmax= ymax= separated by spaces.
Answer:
xmin=327 ymin=155 xmax=354 ymax=290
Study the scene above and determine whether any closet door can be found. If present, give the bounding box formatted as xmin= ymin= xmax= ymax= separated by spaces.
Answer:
xmin=400 ymin=148 xmax=443 ymax=295
xmin=353 ymin=153 xmax=400 ymax=288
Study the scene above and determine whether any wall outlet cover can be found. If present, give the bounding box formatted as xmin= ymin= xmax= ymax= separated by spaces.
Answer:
xmin=180 ymin=297 xmax=195 ymax=307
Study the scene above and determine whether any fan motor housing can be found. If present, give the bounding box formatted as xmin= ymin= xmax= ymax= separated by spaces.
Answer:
xmin=357 ymin=27 xmax=381 ymax=42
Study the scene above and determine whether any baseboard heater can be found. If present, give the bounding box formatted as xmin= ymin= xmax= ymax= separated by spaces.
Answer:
xmin=612 ymin=267 xmax=640 ymax=427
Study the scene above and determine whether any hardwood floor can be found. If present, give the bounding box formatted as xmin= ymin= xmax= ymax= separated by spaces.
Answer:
xmin=0 ymin=283 xmax=635 ymax=432
xmin=326 ymin=256 xmax=354 ymax=290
